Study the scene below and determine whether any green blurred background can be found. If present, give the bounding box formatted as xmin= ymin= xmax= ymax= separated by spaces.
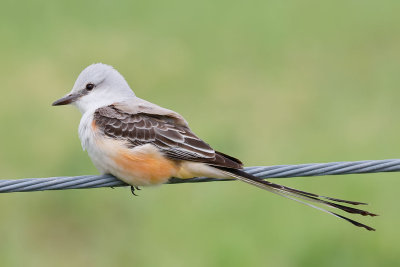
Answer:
xmin=0 ymin=0 xmax=399 ymax=266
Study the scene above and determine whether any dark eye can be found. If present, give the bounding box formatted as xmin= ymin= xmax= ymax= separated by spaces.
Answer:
xmin=85 ymin=83 xmax=95 ymax=90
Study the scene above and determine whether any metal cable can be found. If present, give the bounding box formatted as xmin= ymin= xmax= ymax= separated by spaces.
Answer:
xmin=1 ymin=159 xmax=399 ymax=193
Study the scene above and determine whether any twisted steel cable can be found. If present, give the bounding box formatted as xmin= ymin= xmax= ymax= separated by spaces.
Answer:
xmin=0 ymin=159 xmax=399 ymax=193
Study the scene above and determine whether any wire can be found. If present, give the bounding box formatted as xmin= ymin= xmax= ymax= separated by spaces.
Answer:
xmin=1 ymin=159 xmax=398 ymax=193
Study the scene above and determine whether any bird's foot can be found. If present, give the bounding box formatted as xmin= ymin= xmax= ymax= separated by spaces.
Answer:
xmin=130 ymin=186 xmax=141 ymax=196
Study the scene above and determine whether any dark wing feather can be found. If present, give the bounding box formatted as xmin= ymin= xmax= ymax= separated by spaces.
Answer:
xmin=93 ymin=105 xmax=243 ymax=169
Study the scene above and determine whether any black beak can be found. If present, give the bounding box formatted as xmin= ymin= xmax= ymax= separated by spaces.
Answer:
xmin=52 ymin=93 xmax=80 ymax=106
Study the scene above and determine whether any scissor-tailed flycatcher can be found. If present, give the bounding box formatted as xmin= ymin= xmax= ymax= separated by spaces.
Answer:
xmin=53 ymin=63 xmax=376 ymax=230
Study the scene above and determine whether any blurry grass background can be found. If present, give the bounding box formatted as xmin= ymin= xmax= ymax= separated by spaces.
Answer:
xmin=0 ymin=0 xmax=400 ymax=266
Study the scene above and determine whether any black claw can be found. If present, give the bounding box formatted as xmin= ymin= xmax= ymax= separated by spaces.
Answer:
xmin=135 ymin=186 xmax=141 ymax=191
xmin=130 ymin=186 xmax=138 ymax=196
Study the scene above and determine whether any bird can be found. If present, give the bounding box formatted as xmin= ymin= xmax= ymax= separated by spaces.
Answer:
xmin=53 ymin=63 xmax=377 ymax=231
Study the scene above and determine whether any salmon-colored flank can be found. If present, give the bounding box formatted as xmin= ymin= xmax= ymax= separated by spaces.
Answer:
xmin=113 ymin=149 xmax=180 ymax=184
xmin=91 ymin=120 xmax=97 ymax=130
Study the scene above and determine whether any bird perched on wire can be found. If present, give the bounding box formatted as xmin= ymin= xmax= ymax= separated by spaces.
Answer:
xmin=53 ymin=63 xmax=377 ymax=231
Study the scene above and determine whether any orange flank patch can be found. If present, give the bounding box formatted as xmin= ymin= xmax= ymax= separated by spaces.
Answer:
xmin=91 ymin=120 xmax=97 ymax=130
xmin=113 ymin=148 xmax=180 ymax=185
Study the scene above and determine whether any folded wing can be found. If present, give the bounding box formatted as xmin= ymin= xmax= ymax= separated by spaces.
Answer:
xmin=93 ymin=104 xmax=243 ymax=169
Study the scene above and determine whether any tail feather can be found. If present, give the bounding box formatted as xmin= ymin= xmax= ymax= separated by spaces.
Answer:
xmin=273 ymin=185 xmax=368 ymax=206
xmin=216 ymin=167 xmax=376 ymax=231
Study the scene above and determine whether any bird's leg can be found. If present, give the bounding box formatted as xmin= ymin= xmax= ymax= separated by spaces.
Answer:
xmin=130 ymin=186 xmax=140 ymax=196
xmin=135 ymin=186 xmax=141 ymax=191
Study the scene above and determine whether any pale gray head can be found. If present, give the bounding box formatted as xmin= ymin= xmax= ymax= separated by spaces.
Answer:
xmin=53 ymin=63 xmax=135 ymax=113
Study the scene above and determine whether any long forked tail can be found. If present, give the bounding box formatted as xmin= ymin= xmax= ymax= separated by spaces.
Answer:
xmin=215 ymin=167 xmax=377 ymax=231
